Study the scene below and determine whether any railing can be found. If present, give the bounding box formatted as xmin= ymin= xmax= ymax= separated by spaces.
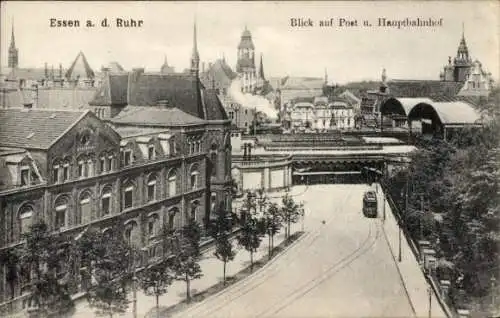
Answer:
xmin=381 ymin=182 xmax=457 ymax=318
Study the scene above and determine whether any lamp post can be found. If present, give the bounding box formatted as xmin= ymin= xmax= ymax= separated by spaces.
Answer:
xmin=382 ymin=162 xmax=386 ymax=223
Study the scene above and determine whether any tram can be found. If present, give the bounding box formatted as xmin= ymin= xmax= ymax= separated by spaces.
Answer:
xmin=362 ymin=190 xmax=378 ymax=218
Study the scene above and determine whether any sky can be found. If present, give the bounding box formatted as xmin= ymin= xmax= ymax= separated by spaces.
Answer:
xmin=1 ymin=1 xmax=499 ymax=84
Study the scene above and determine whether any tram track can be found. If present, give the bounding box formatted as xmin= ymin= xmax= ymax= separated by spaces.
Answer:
xmin=175 ymin=187 xmax=353 ymax=318
xmin=254 ymin=219 xmax=382 ymax=317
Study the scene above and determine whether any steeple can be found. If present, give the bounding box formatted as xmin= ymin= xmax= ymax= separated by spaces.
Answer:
xmin=190 ymin=20 xmax=200 ymax=76
xmin=456 ymin=22 xmax=470 ymax=62
xmin=324 ymin=68 xmax=328 ymax=85
xmin=10 ymin=19 xmax=15 ymax=49
xmin=163 ymin=54 xmax=169 ymax=66
xmin=258 ymin=54 xmax=265 ymax=80
xmin=8 ymin=18 xmax=19 ymax=68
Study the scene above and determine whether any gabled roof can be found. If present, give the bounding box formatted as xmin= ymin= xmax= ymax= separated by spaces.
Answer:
xmin=200 ymin=59 xmax=238 ymax=89
xmin=387 ymin=80 xmax=463 ymax=98
xmin=0 ymin=108 xmax=87 ymax=149
xmin=89 ymin=72 xmax=228 ymax=121
xmin=65 ymin=51 xmax=95 ymax=80
xmin=110 ymin=106 xmax=205 ymax=127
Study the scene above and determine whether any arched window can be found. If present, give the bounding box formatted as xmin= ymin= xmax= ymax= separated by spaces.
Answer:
xmin=167 ymin=170 xmax=177 ymax=197
xmin=77 ymin=155 xmax=87 ymax=178
xmin=190 ymin=165 xmax=199 ymax=190
xmin=52 ymin=159 xmax=62 ymax=184
xmin=147 ymin=214 xmax=159 ymax=237
xmin=101 ymin=186 xmax=112 ymax=216
xmin=147 ymin=174 xmax=157 ymax=202
xmin=122 ymin=182 xmax=134 ymax=209
xmin=18 ymin=204 xmax=34 ymax=235
xmin=54 ymin=197 xmax=68 ymax=230
xmin=87 ymin=157 xmax=94 ymax=177
xmin=79 ymin=191 xmax=92 ymax=225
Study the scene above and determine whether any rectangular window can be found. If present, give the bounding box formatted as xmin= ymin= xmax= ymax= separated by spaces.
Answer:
xmin=78 ymin=161 xmax=85 ymax=178
xmin=87 ymin=160 xmax=94 ymax=177
xmin=55 ymin=206 xmax=66 ymax=229
xmin=62 ymin=165 xmax=69 ymax=181
xmin=20 ymin=167 xmax=30 ymax=186
xmin=100 ymin=157 xmax=106 ymax=173
xmin=148 ymin=146 xmax=155 ymax=160
xmin=124 ymin=188 xmax=133 ymax=209
xmin=169 ymin=180 xmax=176 ymax=197
xmin=102 ymin=196 xmax=110 ymax=215
xmin=53 ymin=166 xmax=59 ymax=183
xmin=107 ymin=156 xmax=113 ymax=171
xmin=147 ymin=183 xmax=155 ymax=201
xmin=123 ymin=151 xmax=131 ymax=166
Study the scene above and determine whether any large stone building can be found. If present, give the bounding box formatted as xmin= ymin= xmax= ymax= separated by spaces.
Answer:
xmin=0 ymin=23 xmax=231 ymax=316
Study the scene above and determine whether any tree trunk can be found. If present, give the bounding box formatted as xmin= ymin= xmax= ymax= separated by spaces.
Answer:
xmin=268 ymin=234 xmax=272 ymax=260
xmin=156 ymin=294 xmax=160 ymax=318
xmin=250 ymin=249 xmax=254 ymax=272
xmin=186 ymin=274 xmax=191 ymax=302
xmin=223 ymin=261 xmax=227 ymax=286
xmin=271 ymin=235 xmax=274 ymax=257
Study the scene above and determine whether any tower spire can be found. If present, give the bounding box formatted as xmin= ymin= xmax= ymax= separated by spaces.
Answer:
xmin=324 ymin=68 xmax=328 ymax=85
xmin=10 ymin=18 xmax=15 ymax=48
xmin=8 ymin=17 xmax=19 ymax=68
xmin=259 ymin=53 xmax=265 ymax=80
xmin=190 ymin=19 xmax=200 ymax=76
xmin=462 ymin=22 xmax=465 ymax=40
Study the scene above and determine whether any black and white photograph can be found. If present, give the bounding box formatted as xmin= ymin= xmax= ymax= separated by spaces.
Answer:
xmin=0 ymin=1 xmax=499 ymax=317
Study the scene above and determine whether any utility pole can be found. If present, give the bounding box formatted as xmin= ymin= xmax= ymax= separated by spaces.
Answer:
xmin=428 ymin=283 xmax=432 ymax=318
xmin=491 ymin=276 xmax=497 ymax=310
xmin=382 ymin=162 xmax=386 ymax=223
xmin=420 ymin=193 xmax=424 ymax=240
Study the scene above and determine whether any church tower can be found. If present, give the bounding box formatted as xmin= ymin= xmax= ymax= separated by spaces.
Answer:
xmin=8 ymin=20 xmax=19 ymax=68
xmin=453 ymin=24 xmax=472 ymax=82
xmin=236 ymin=26 xmax=256 ymax=93
xmin=190 ymin=21 xmax=200 ymax=77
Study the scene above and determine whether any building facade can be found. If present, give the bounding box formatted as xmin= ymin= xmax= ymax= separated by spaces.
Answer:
xmin=0 ymin=23 xmax=231 ymax=317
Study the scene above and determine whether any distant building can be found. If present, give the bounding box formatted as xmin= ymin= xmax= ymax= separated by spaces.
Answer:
xmin=160 ymin=55 xmax=175 ymax=74
xmin=439 ymin=28 xmax=494 ymax=97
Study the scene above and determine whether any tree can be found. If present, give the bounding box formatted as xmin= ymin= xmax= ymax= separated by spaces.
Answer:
xmin=139 ymin=262 xmax=174 ymax=318
xmin=280 ymin=192 xmax=302 ymax=240
xmin=172 ymin=218 xmax=203 ymax=302
xmin=209 ymin=204 xmax=237 ymax=286
xmin=78 ymin=227 xmax=131 ymax=318
xmin=264 ymin=202 xmax=283 ymax=259
xmin=18 ymin=221 xmax=74 ymax=317
xmin=237 ymin=192 xmax=265 ymax=272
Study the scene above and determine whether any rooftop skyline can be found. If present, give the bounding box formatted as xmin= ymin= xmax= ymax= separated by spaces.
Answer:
xmin=1 ymin=1 xmax=498 ymax=84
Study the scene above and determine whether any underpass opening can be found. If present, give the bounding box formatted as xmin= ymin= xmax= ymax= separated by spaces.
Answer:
xmin=293 ymin=171 xmax=364 ymax=185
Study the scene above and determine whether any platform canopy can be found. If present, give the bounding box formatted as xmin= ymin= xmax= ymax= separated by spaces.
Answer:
xmin=408 ymin=101 xmax=482 ymax=127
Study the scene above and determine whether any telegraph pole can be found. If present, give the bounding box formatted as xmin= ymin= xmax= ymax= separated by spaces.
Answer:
xmin=428 ymin=284 xmax=432 ymax=318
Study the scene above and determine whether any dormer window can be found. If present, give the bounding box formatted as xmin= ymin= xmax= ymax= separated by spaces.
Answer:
xmin=122 ymin=150 xmax=132 ymax=166
xmin=20 ymin=166 xmax=30 ymax=186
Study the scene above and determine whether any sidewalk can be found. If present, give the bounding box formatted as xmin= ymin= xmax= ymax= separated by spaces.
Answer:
xmin=73 ymin=188 xmax=302 ymax=318
xmin=376 ymin=188 xmax=447 ymax=318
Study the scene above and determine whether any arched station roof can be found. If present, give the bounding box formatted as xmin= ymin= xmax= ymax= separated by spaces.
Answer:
xmin=381 ymin=97 xmax=482 ymax=127
xmin=408 ymin=101 xmax=482 ymax=126
xmin=380 ymin=97 xmax=433 ymax=117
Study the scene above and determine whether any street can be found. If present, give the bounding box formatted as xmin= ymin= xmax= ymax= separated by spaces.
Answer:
xmin=173 ymin=184 xmax=433 ymax=318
